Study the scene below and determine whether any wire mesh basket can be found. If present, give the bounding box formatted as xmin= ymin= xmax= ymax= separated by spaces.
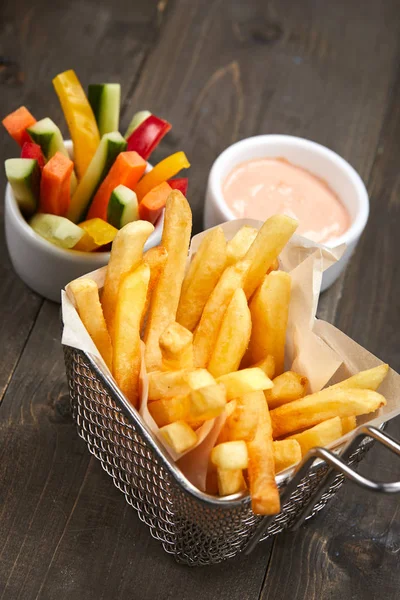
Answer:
xmin=63 ymin=345 xmax=400 ymax=566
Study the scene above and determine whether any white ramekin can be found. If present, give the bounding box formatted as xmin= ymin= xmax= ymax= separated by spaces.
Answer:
xmin=4 ymin=142 xmax=163 ymax=303
xmin=205 ymin=135 xmax=369 ymax=291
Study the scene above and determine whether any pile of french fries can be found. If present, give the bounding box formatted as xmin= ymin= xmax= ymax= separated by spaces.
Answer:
xmin=69 ymin=190 xmax=389 ymax=515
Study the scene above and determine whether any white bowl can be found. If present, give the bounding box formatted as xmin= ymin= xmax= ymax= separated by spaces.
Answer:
xmin=205 ymin=135 xmax=369 ymax=291
xmin=5 ymin=143 xmax=163 ymax=303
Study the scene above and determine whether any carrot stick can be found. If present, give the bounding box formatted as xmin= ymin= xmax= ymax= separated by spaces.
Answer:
xmin=39 ymin=152 xmax=74 ymax=216
xmin=138 ymin=182 xmax=172 ymax=224
xmin=2 ymin=106 xmax=36 ymax=146
xmin=87 ymin=151 xmax=146 ymax=221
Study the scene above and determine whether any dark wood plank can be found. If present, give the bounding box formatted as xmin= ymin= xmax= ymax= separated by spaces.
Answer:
xmin=260 ymin=53 xmax=400 ymax=600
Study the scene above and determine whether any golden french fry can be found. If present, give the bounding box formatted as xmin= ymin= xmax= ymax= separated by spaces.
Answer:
xmin=193 ymin=260 xmax=250 ymax=368
xmin=247 ymin=389 xmax=280 ymax=515
xmin=243 ymin=214 xmax=297 ymax=299
xmin=148 ymin=395 xmax=190 ymax=427
xmin=102 ymin=221 xmax=154 ymax=335
xmin=226 ymin=226 xmax=258 ymax=266
xmin=69 ymin=278 xmax=113 ymax=371
xmin=159 ymin=322 xmax=194 ymax=370
xmin=273 ymin=440 xmax=302 ymax=473
xmin=341 ymin=415 xmax=357 ymax=434
xmin=186 ymin=369 xmax=216 ymax=390
xmin=223 ymin=391 xmax=262 ymax=442
xmin=265 ymin=371 xmax=308 ymax=409
xmin=245 ymin=271 xmax=291 ymax=375
xmin=159 ymin=421 xmax=197 ymax=453
xmin=141 ymin=245 xmax=168 ymax=332
xmin=112 ymin=263 xmax=150 ymax=407
xmin=211 ymin=441 xmax=249 ymax=470
xmin=329 ymin=364 xmax=389 ymax=392
xmin=144 ymin=191 xmax=192 ymax=371
xmin=177 ymin=227 xmax=227 ymax=331
xmin=148 ymin=368 xmax=215 ymax=401
xmin=217 ymin=468 xmax=247 ymax=496
xmin=288 ymin=416 xmax=343 ymax=456
xmin=267 ymin=257 xmax=279 ymax=273
xmin=250 ymin=355 xmax=276 ymax=380
xmin=208 ymin=288 xmax=252 ymax=378
xmin=271 ymin=388 xmax=386 ymax=439
xmin=188 ymin=384 xmax=226 ymax=421
xmin=217 ymin=368 xmax=273 ymax=400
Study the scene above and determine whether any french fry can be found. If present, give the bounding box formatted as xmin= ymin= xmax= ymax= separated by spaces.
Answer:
xmin=265 ymin=371 xmax=309 ymax=409
xmin=186 ymin=369 xmax=216 ymax=390
xmin=273 ymin=439 xmax=302 ymax=473
xmin=188 ymin=383 xmax=226 ymax=421
xmin=288 ymin=416 xmax=343 ymax=456
xmin=217 ymin=469 xmax=247 ymax=496
xmin=222 ymin=391 xmax=262 ymax=442
xmin=148 ymin=395 xmax=190 ymax=427
xmin=159 ymin=421 xmax=197 ymax=453
xmin=341 ymin=415 xmax=357 ymax=434
xmin=112 ymin=263 xmax=150 ymax=407
xmin=193 ymin=260 xmax=250 ymax=367
xmin=208 ymin=288 xmax=252 ymax=378
xmin=160 ymin=322 xmax=194 ymax=370
xmin=244 ymin=271 xmax=291 ymax=375
xmin=226 ymin=226 xmax=258 ymax=266
xmin=211 ymin=441 xmax=249 ymax=470
xmin=250 ymin=355 xmax=275 ymax=380
xmin=271 ymin=388 xmax=386 ymax=439
xmin=217 ymin=368 xmax=273 ymax=400
xmin=177 ymin=227 xmax=227 ymax=331
xmin=148 ymin=368 xmax=215 ymax=401
xmin=141 ymin=245 xmax=168 ymax=331
xmin=144 ymin=191 xmax=192 ymax=371
xmin=242 ymin=214 xmax=297 ymax=299
xmin=102 ymin=221 xmax=154 ymax=335
xmin=329 ymin=364 xmax=389 ymax=392
xmin=267 ymin=257 xmax=279 ymax=273
xmin=247 ymin=389 xmax=280 ymax=515
xmin=69 ymin=278 xmax=113 ymax=371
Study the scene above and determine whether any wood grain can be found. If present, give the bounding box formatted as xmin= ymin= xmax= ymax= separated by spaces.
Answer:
xmin=0 ymin=0 xmax=399 ymax=598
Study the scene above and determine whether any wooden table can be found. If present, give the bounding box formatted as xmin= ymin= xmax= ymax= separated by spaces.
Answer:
xmin=1 ymin=1 xmax=399 ymax=598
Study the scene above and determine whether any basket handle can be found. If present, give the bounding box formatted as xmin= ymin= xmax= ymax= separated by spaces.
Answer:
xmin=244 ymin=425 xmax=400 ymax=555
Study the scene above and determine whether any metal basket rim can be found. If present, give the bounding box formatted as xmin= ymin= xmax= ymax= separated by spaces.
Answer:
xmin=65 ymin=345 xmax=383 ymax=510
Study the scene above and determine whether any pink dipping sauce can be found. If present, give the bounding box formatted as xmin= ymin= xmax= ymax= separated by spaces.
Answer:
xmin=223 ymin=158 xmax=350 ymax=243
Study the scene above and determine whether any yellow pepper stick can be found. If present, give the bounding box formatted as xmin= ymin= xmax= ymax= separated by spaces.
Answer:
xmin=135 ymin=152 xmax=190 ymax=201
xmin=74 ymin=218 xmax=118 ymax=252
xmin=53 ymin=70 xmax=100 ymax=179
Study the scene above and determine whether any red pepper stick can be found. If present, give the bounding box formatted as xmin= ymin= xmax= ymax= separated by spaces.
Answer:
xmin=167 ymin=177 xmax=188 ymax=196
xmin=21 ymin=142 xmax=46 ymax=170
xmin=127 ymin=115 xmax=171 ymax=161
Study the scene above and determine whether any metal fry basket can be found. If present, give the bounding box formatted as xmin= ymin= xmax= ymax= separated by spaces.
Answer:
xmin=63 ymin=346 xmax=400 ymax=566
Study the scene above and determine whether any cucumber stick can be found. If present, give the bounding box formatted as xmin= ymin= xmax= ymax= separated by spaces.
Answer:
xmin=68 ymin=131 xmax=127 ymax=223
xmin=30 ymin=214 xmax=84 ymax=249
xmin=107 ymin=184 xmax=139 ymax=228
xmin=5 ymin=158 xmax=40 ymax=215
xmin=88 ymin=84 xmax=121 ymax=137
xmin=27 ymin=117 xmax=78 ymax=192
xmin=124 ymin=110 xmax=151 ymax=139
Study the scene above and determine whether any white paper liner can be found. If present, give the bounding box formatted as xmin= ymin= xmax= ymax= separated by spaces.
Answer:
xmin=62 ymin=219 xmax=400 ymax=492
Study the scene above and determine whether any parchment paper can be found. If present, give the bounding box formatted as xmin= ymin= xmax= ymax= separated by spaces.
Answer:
xmin=62 ymin=219 xmax=400 ymax=491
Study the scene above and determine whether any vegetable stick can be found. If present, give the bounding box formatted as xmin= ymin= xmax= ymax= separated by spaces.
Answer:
xmin=135 ymin=152 xmax=190 ymax=201
xmin=139 ymin=182 xmax=172 ymax=224
xmin=87 ymin=151 xmax=146 ymax=221
xmin=39 ymin=152 xmax=74 ymax=216
xmin=2 ymin=106 xmax=36 ymax=146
